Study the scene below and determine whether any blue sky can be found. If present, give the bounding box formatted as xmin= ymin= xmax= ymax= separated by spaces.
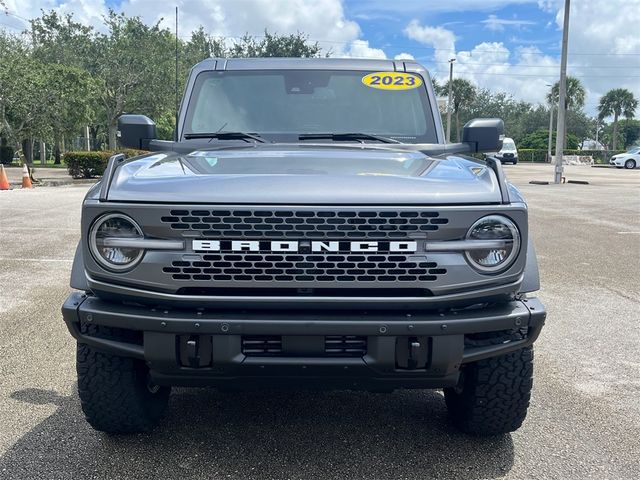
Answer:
xmin=3 ymin=0 xmax=640 ymax=114
xmin=345 ymin=0 xmax=561 ymax=67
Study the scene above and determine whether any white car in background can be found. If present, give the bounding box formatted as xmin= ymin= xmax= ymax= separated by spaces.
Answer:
xmin=610 ymin=146 xmax=640 ymax=169
xmin=495 ymin=137 xmax=518 ymax=164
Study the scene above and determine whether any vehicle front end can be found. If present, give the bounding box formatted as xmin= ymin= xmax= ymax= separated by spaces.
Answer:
xmin=62 ymin=58 xmax=545 ymax=436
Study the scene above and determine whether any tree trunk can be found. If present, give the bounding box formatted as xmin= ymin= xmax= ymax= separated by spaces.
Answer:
xmin=455 ymin=109 xmax=461 ymax=143
xmin=108 ymin=122 xmax=118 ymax=150
xmin=612 ymin=113 xmax=618 ymax=151
xmin=54 ymin=133 xmax=61 ymax=165
xmin=22 ymin=139 xmax=33 ymax=164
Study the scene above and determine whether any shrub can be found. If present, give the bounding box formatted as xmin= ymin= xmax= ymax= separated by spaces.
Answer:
xmin=64 ymin=149 xmax=147 ymax=179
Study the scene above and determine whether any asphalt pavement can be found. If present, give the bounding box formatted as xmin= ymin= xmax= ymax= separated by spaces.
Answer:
xmin=0 ymin=164 xmax=638 ymax=479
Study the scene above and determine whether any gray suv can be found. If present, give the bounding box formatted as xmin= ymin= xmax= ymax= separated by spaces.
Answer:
xmin=62 ymin=58 xmax=545 ymax=436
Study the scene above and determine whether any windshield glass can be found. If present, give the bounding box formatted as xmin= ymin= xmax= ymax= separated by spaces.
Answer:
xmin=628 ymin=146 xmax=640 ymax=154
xmin=183 ymin=70 xmax=437 ymax=143
xmin=502 ymin=140 xmax=516 ymax=150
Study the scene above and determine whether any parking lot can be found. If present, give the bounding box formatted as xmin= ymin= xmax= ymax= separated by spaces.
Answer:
xmin=0 ymin=164 xmax=638 ymax=479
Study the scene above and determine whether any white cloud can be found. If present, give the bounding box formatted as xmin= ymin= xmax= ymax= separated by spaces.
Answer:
xmin=122 ymin=0 xmax=362 ymax=56
xmin=403 ymin=19 xmax=559 ymax=105
xmin=481 ymin=14 xmax=536 ymax=31
xmin=394 ymin=52 xmax=415 ymax=60
xmin=559 ymin=0 xmax=640 ymax=113
xmin=401 ymin=3 xmax=640 ymax=117
xmin=55 ymin=0 xmax=108 ymax=28
xmin=404 ymin=20 xmax=456 ymax=64
xmin=340 ymin=39 xmax=387 ymax=59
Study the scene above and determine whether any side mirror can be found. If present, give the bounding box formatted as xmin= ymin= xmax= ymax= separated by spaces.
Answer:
xmin=462 ymin=118 xmax=504 ymax=153
xmin=117 ymin=115 xmax=157 ymax=150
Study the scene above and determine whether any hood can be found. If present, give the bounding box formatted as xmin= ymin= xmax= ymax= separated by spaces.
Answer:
xmin=102 ymin=145 xmax=502 ymax=205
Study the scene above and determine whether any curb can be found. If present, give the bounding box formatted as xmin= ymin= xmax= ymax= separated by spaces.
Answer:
xmin=8 ymin=178 xmax=99 ymax=188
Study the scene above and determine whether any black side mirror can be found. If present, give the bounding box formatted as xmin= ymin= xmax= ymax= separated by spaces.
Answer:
xmin=117 ymin=115 xmax=157 ymax=150
xmin=462 ymin=118 xmax=504 ymax=153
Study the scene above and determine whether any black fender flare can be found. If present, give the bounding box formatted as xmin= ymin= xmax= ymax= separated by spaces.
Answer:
xmin=70 ymin=242 xmax=89 ymax=291
xmin=520 ymin=236 xmax=541 ymax=293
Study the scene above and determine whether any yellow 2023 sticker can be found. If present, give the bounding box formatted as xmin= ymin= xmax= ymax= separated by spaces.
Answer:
xmin=362 ymin=72 xmax=423 ymax=90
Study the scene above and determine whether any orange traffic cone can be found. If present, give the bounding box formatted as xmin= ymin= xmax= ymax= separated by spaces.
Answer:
xmin=0 ymin=165 xmax=10 ymax=190
xmin=21 ymin=164 xmax=33 ymax=189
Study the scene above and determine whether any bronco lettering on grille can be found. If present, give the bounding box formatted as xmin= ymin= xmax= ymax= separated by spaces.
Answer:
xmin=192 ymin=240 xmax=418 ymax=253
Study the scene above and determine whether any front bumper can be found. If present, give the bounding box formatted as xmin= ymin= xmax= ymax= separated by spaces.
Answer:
xmin=62 ymin=292 xmax=545 ymax=389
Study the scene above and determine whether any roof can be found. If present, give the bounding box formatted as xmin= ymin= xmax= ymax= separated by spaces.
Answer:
xmin=193 ymin=57 xmax=426 ymax=72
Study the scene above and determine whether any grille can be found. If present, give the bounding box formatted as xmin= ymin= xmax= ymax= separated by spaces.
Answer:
xmin=162 ymin=253 xmax=446 ymax=283
xmin=161 ymin=209 xmax=449 ymax=239
xmin=241 ymin=336 xmax=282 ymax=356
xmin=241 ymin=336 xmax=367 ymax=357
xmin=324 ymin=336 xmax=367 ymax=357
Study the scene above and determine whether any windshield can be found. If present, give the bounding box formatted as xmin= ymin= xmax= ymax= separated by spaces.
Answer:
xmin=628 ymin=146 xmax=640 ymax=154
xmin=502 ymin=140 xmax=516 ymax=150
xmin=183 ymin=70 xmax=437 ymax=143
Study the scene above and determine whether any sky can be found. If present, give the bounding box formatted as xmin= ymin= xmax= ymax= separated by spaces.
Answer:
xmin=1 ymin=0 xmax=639 ymax=116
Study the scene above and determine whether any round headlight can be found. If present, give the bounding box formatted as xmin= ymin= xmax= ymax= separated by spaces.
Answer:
xmin=464 ymin=215 xmax=520 ymax=274
xmin=89 ymin=213 xmax=144 ymax=272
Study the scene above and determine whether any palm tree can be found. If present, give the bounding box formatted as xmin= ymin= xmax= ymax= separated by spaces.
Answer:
xmin=597 ymin=88 xmax=638 ymax=151
xmin=442 ymin=78 xmax=477 ymax=141
xmin=546 ymin=76 xmax=586 ymax=147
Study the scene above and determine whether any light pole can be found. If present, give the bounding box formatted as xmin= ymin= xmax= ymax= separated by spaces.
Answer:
xmin=446 ymin=58 xmax=456 ymax=143
xmin=554 ymin=0 xmax=570 ymax=184
xmin=546 ymin=83 xmax=554 ymax=163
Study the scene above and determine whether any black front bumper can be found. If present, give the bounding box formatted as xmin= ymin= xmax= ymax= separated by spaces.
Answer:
xmin=62 ymin=292 xmax=545 ymax=389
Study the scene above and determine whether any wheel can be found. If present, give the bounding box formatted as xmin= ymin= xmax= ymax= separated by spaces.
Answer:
xmin=444 ymin=346 xmax=533 ymax=436
xmin=624 ymin=159 xmax=636 ymax=169
xmin=76 ymin=324 xmax=170 ymax=434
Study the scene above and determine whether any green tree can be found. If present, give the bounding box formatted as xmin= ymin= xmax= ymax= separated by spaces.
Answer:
xmin=597 ymin=88 xmax=638 ymax=151
xmin=442 ymin=78 xmax=476 ymax=141
xmin=227 ymin=31 xmax=322 ymax=58
xmin=88 ymin=11 xmax=176 ymax=148
xmin=30 ymin=11 xmax=94 ymax=68
xmin=0 ymin=33 xmax=51 ymax=163
xmin=44 ymin=64 xmax=96 ymax=163
xmin=546 ymin=76 xmax=586 ymax=147
xmin=547 ymin=76 xmax=586 ymax=111
xmin=519 ymin=128 xmax=579 ymax=150
xmin=181 ymin=26 xmax=225 ymax=69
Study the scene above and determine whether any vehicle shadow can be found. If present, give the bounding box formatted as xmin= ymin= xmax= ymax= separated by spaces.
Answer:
xmin=2 ymin=387 xmax=514 ymax=479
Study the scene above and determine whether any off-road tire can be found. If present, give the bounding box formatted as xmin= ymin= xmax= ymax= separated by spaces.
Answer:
xmin=624 ymin=159 xmax=636 ymax=169
xmin=444 ymin=345 xmax=533 ymax=436
xmin=76 ymin=324 xmax=170 ymax=434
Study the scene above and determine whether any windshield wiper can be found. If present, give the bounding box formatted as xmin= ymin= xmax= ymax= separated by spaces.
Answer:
xmin=298 ymin=133 xmax=401 ymax=144
xmin=184 ymin=131 xmax=266 ymax=143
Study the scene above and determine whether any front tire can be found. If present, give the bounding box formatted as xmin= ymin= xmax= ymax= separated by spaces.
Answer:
xmin=76 ymin=325 xmax=170 ymax=434
xmin=444 ymin=347 xmax=533 ymax=436
xmin=624 ymin=159 xmax=636 ymax=169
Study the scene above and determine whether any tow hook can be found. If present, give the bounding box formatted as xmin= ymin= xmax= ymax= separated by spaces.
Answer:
xmin=396 ymin=336 xmax=430 ymax=370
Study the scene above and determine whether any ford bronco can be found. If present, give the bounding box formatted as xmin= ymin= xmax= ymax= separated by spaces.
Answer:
xmin=62 ymin=58 xmax=545 ymax=436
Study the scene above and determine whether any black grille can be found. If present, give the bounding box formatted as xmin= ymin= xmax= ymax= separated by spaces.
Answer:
xmin=162 ymin=253 xmax=446 ymax=283
xmin=241 ymin=336 xmax=282 ymax=356
xmin=324 ymin=336 xmax=367 ymax=357
xmin=161 ymin=209 xmax=449 ymax=239
xmin=241 ymin=336 xmax=367 ymax=357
